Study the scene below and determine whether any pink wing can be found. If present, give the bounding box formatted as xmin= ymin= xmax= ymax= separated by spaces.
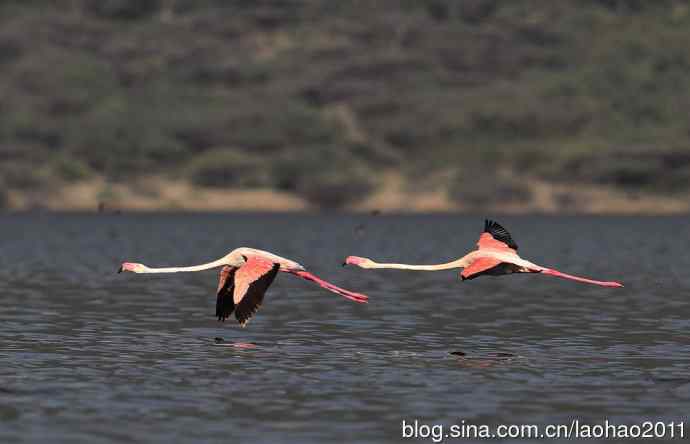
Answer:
xmin=460 ymin=257 xmax=503 ymax=281
xmin=232 ymin=256 xmax=280 ymax=327
xmin=476 ymin=219 xmax=518 ymax=252
xmin=477 ymin=233 xmax=514 ymax=251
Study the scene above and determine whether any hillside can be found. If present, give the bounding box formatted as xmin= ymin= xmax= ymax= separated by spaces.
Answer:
xmin=2 ymin=0 xmax=690 ymax=212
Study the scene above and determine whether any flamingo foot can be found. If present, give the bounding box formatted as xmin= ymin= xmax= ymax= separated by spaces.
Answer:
xmin=290 ymin=270 xmax=369 ymax=303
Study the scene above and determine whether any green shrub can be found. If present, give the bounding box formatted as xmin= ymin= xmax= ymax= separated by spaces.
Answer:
xmin=65 ymin=92 xmax=192 ymax=178
xmin=558 ymin=149 xmax=690 ymax=193
xmin=279 ymin=154 xmax=375 ymax=208
xmin=11 ymin=49 xmax=118 ymax=115
xmin=83 ymin=0 xmax=160 ymax=20
xmin=52 ymin=156 xmax=93 ymax=182
xmin=450 ymin=168 xmax=532 ymax=208
xmin=187 ymin=149 xmax=270 ymax=188
xmin=2 ymin=0 xmax=690 ymax=203
xmin=294 ymin=168 xmax=375 ymax=209
xmin=225 ymin=102 xmax=346 ymax=151
xmin=0 ymin=163 xmax=46 ymax=190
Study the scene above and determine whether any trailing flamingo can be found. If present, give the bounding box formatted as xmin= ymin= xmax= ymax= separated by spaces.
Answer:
xmin=119 ymin=248 xmax=368 ymax=327
xmin=344 ymin=219 xmax=623 ymax=288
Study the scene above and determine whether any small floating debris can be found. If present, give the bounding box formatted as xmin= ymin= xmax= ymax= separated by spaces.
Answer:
xmin=449 ymin=351 xmax=515 ymax=359
xmin=449 ymin=350 xmax=518 ymax=368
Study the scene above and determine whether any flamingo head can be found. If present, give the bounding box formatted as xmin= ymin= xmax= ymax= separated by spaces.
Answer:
xmin=343 ymin=256 xmax=375 ymax=268
xmin=118 ymin=262 xmax=148 ymax=273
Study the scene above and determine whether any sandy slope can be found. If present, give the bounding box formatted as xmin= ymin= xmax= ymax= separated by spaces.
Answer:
xmin=4 ymin=174 xmax=689 ymax=214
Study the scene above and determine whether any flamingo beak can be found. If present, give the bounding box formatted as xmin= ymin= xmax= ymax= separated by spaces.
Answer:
xmin=343 ymin=256 xmax=367 ymax=267
xmin=118 ymin=262 xmax=135 ymax=273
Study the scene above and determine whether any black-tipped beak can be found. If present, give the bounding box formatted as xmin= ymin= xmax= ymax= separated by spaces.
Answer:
xmin=342 ymin=262 xmax=347 ymax=267
xmin=117 ymin=266 xmax=123 ymax=274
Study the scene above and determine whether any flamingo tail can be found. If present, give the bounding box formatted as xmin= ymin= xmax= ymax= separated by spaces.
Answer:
xmin=289 ymin=270 xmax=369 ymax=303
xmin=540 ymin=268 xmax=623 ymax=288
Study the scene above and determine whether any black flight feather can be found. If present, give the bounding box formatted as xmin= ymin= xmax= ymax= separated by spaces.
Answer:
xmin=216 ymin=266 xmax=237 ymax=321
xmin=484 ymin=219 xmax=518 ymax=250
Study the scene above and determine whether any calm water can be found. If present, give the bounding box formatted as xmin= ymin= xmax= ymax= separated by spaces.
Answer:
xmin=0 ymin=214 xmax=689 ymax=443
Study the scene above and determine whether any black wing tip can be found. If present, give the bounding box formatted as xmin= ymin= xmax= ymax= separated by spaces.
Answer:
xmin=217 ymin=307 xmax=233 ymax=321
xmin=234 ymin=303 xmax=262 ymax=327
xmin=484 ymin=219 xmax=503 ymax=231
xmin=483 ymin=219 xmax=519 ymax=250
xmin=215 ymin=266 xmax=237 ymax=322
xmin=216 ymin=297 xmax=234 ymax=322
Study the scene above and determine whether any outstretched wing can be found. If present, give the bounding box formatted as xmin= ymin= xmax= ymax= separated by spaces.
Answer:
xmin=216 ymin=266 xmax=237 ymax=321
xmin=233 ymin=256 xmax=280 ymax=327
xmin=476 ymin=219 xmax=518 ymax=251
xmin=460 ymin=258 xmax=503 ymax=280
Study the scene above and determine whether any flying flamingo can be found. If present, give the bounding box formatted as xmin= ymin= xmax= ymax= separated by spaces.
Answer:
xmin=118 ymin=248 xmax=368 ymax=327
xmin=344 ymin=220 xmax=623 ymax=287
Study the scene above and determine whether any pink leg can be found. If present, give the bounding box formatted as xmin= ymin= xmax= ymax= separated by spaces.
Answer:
xmin=289 ymin=270 xmax=369 ymax=303
xmin=540 ymin=268 xmax=623 ymax=288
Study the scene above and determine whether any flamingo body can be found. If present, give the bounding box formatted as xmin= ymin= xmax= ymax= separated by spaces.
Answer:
xmin=345 ymin=219 xmax=623 ymax=288
xmin=119 ymin=247 xmax=368 ymax=327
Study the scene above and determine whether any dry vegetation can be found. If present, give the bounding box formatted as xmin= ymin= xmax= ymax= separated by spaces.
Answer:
xmin=1 ymin=0 xmax=690 ymax=211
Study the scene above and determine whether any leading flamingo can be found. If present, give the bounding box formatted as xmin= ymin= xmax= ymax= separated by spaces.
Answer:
xmin=344 ymin=220 xmax=623 ymax=287
xmin=119 ymin=247 xmax=368 ymax=327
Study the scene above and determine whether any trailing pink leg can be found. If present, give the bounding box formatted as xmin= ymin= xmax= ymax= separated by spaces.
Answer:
xmin=289 ymin=270 xmax=369 ymax=303
xmin=541 ymin=268 xmax=623 ymax=288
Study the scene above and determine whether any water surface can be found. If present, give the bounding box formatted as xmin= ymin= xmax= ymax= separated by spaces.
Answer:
xmin=1 ymin=214 xmax=688 ymax=443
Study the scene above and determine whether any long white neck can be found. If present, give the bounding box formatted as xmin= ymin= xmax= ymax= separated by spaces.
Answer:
xmin=367 ymin=258 xmax=466 ymax=271
xmin=139 ymin=258 xmax=228 ymax=273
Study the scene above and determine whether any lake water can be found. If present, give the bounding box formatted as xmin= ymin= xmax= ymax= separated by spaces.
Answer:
xmin=0 ymin=214 xmax=688 ymax=443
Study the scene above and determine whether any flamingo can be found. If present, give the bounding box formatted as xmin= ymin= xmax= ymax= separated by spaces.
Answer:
xmin=118 ymin=247 xmax=368 ymax=327
xmin=344 ymin=219 xmax=623 ymax=287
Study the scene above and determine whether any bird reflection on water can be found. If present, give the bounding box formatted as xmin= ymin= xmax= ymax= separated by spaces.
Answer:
xmin=0 ymin=214 xmax=686 ymax=444
xmin=214 ymin=337 xmax=257 ymax=349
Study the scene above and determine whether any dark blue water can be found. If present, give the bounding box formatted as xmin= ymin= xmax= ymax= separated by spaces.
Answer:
xmin=1 ymin=214 xmax=689 ymax=443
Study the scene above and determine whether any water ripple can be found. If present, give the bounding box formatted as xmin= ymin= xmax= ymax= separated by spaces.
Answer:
xmin=0 ymin=214 xmax=688 ymax=443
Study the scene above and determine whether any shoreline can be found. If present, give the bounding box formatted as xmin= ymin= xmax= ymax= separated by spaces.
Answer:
xmin=4 ymin=176 xmax=690 ymax=215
